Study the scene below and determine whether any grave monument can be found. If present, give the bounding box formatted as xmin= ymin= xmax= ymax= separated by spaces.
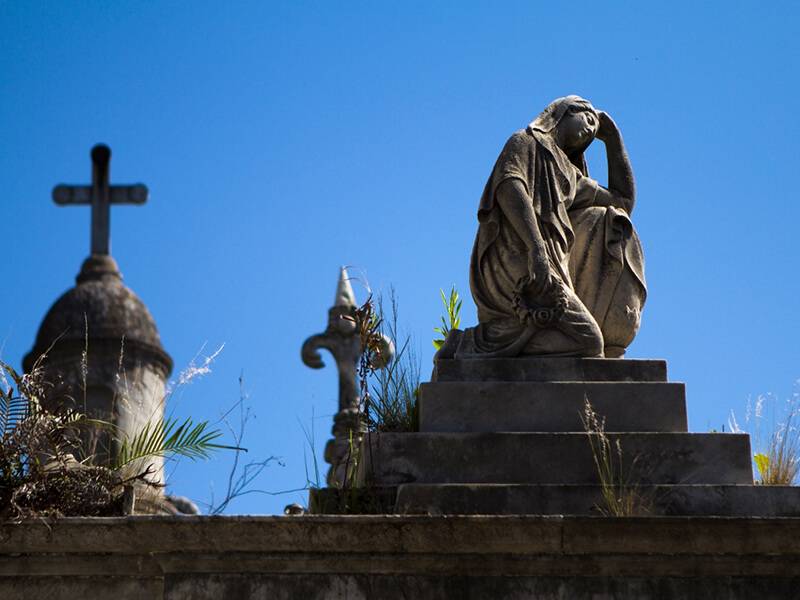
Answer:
xmin=316 ymin=96 xmax=800 ymax=517
xmin=439 ymin=95 xmax=645 ymax=360
xmin=23 ymin=145 xmax=175 ymax=498
xmin=5 ymin=101 xmax=800 ymax=600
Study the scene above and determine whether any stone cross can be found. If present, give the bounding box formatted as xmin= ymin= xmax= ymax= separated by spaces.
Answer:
xmin=302 ymin=268 xmax=394 ymax=486
xmin=52 ymin=144 xmax=148 ymax=256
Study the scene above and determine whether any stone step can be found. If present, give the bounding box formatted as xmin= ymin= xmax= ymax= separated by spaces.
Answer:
xmin=433 ymin=357 xmax=667 ymax=383
xmin=360 ymin=432 xmax=752 ymax=486
xmin=394 ymin=483 xmax=800 ymax=517
xmin=419 ymin=382 xmax=687 ymax=433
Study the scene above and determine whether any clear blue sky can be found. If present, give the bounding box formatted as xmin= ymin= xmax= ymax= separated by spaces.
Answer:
xmin=3 ymin=1 xmax=800 ymax=514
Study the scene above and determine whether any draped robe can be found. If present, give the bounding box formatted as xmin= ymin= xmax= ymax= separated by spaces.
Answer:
xmin=454 ymin=126 xmax=646 ymax=358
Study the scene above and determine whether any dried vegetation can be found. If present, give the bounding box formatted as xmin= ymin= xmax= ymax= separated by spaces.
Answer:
xmin=0 ymin=352 xmax=233 ymax=521
xmin=582 ymin=399 xmax=651 ymax=517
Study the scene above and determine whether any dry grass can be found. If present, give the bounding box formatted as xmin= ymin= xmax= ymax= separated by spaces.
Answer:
xmin=582 ymin=399 xmax=651 ymax=516
xmin=0 ymin=348 xmax=236 ymax=520
xmin=730 ymin=390 xmax=800 ymax=485
xmin=1 ymin=357 xmax=137 ymax=520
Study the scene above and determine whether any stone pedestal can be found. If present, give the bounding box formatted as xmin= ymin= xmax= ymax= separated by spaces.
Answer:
xmin=352 ymin=358 xmax=800 ymax=516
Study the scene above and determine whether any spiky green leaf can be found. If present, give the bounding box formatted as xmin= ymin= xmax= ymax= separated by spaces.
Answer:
xmin=114 ymin=416 xmax=240 ymax=470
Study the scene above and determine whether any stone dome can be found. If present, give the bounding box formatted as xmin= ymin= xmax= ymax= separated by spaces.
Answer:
xmin=23 ymin=255 xmax=172 ymax=374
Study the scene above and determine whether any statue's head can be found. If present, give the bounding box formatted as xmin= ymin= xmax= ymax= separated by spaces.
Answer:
xmin=530 ymin=95 xmax=598 ymax=153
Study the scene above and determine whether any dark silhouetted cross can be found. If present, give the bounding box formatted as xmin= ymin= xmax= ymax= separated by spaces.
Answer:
xmin=52 ymin=144 xmax=148 ymax=256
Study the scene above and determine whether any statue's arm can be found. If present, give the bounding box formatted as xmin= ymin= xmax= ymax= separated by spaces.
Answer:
xmin=594 ymin=111 xmax=636 ymax=215
xmin=495 ymin=179 xmax=550 ymax=282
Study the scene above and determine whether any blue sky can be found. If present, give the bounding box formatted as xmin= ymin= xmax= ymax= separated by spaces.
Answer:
xmin=3 ymin=1 xmax=800 ymax=513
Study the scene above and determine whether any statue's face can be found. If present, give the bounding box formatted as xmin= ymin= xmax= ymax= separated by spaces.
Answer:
xmin=555 ymin=106 xmax=597 ymax=152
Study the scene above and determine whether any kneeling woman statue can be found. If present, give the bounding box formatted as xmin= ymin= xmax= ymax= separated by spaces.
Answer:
xmin=447 ymin=95 xmax=646 ymax=359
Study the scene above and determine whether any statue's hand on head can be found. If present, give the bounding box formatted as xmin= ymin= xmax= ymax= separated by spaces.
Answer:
xmin=595 ymin=110 xmax=620 ymax=143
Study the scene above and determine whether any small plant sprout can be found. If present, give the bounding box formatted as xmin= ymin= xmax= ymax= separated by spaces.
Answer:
xmin=433 ymin=286 xmax=462 ymax=350
xmin=300 ymin=410 xmax=322 ymax=491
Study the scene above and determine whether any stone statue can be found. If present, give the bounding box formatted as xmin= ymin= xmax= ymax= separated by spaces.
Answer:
xmin=442 ymin=96 xmax=646 ymax=359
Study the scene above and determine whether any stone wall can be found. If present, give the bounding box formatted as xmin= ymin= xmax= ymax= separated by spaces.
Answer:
xmin=2 ymin=515 xmax=800 ymax=599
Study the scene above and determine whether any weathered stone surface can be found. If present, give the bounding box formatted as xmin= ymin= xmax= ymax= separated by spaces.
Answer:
xmin=419 ymin=381 xmax=686 ymax=433
xmin=0 ymin=576 xmax=162 ymax=600
xmin=432 ymin=357 xmax=667 ymax=383
xmin=308 ymin=486 xmax=398 ymax=514
xmin=23 ymin=254 xmax=171 ymax=374
xmin=360 ymin=432 xmax=753 ymax=486
xmin=22 ymin=256 xmax=171 ymax=484
xmin=395 ymin=483 xmax=800 ymax=516
xmin=163 ymin=573 xmax=800 ymax=600
xmin=2 ymin=516 xmax=800 ymax=599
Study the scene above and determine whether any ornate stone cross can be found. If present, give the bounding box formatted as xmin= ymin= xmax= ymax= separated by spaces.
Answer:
xmin=302 ymin=268 xmax=394 ymax=486
xmin=52 ymin=144 xmax=148 ymax=256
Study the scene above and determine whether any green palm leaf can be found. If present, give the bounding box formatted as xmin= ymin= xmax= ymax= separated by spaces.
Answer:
xmin=114 ymin=416 xmax=240 ymax=470
xmin=0 ymin=361 xmax=31 ymax=436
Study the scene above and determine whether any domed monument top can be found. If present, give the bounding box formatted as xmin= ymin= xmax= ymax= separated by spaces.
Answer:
xmin=24 ymin=145 xmax=173 ymax=498
xmin=23 ymin=144 xmax=170 ymax=374
xmin=23 ymin=254 xmax=170 ymax=373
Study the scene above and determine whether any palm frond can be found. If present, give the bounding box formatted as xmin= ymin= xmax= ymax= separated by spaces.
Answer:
xmin=0 ymin=394 xmax=29 ymax=436
xmin=114 ymin=416 xmax=240 ymax=470
xmin=0 ymin=361 xmax=31 ymax=436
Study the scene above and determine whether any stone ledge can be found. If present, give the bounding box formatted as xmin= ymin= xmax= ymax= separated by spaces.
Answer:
xmin=2 ymin=514 xmax=800 ymax=558
xmin=419 ymin=381 xmax=687 ymax=432
xmin=3 ymin=516 xmax=800 ymax=598
xmin=395 ymin=483 xmax=800 ymax=516
xmin=432 ymin=357 xmax=668 ymax=383
xmin=360 ymin=432 xmax=753 ymax=485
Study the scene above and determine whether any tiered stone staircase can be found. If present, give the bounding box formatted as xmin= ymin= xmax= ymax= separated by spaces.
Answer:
xmin=359 ymin=358 xmax=800 ymax=515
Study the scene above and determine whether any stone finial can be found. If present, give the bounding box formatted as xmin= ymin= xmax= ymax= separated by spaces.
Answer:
xmin=301 ymin=267 xmax=394 ymax=486
xmin=334 ymin=268 xmax=357 ymax=308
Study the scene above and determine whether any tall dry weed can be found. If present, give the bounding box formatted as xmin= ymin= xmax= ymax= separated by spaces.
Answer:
xmin=582 ymin=399 xmax=651 ymax=516
xmin=729 ymin=387 xmax=800 ymax=485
